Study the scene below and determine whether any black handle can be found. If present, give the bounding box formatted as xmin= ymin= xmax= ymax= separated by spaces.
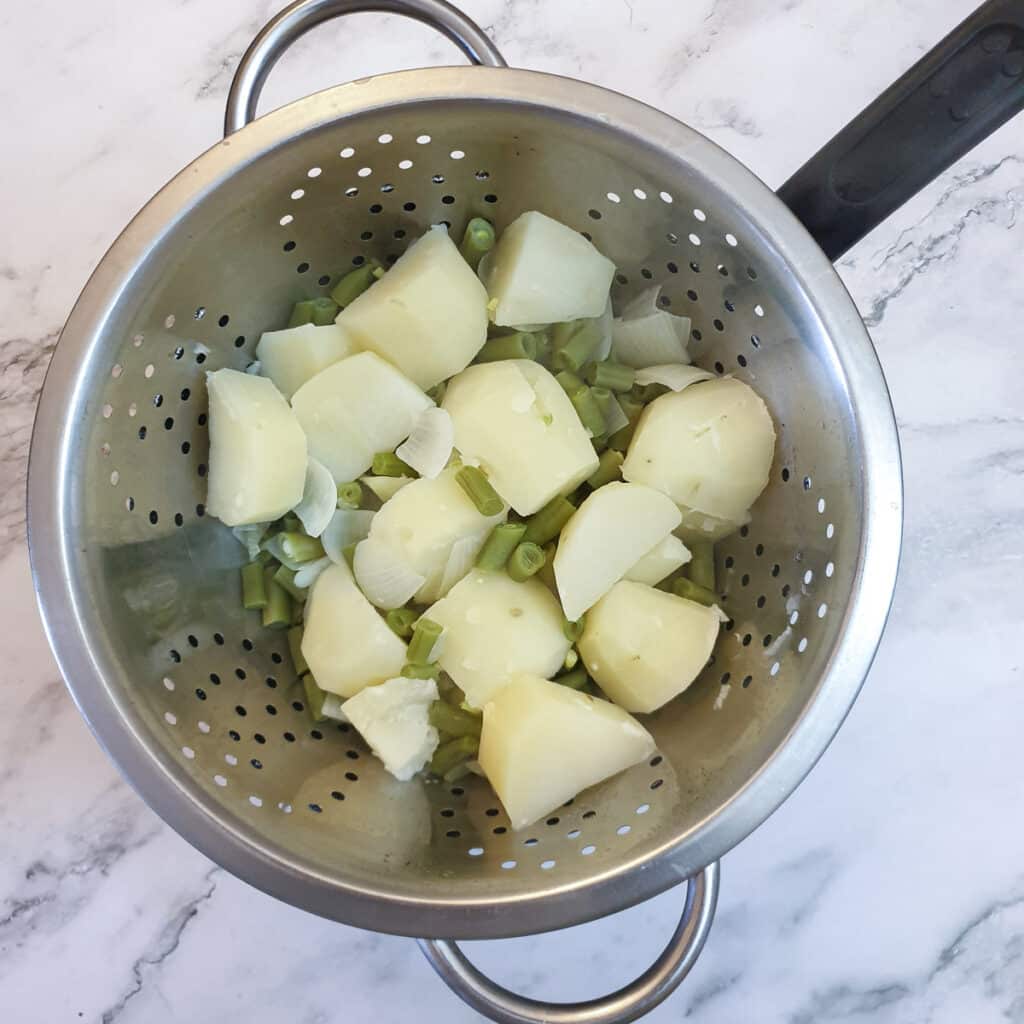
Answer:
xmin=779 ymin=0 xmax=1024 ymax=261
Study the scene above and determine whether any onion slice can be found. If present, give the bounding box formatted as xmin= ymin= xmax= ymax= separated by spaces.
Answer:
xmin=396 ymin=406 xmax=454 ymax=479
xmin=634 ymin=365 xmax=715 ymax=393
xmin=294 ymin=556 xmax=332 ymax=590
xmin=353 ymin=537 xmax=426 ymax=609
xmin=437 ymin=533 xmax=484 ymax=598
xmin=293 ymin=457 xmax=337 ymax=538
xmin=322 ymin=508 xmax=375 ymax=564
xmin=612 ymin=286 xmax=692 ymax=367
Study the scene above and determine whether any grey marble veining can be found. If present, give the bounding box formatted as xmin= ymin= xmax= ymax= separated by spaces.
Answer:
xmin=2 ymin=0 xmax=1023 ymax=1021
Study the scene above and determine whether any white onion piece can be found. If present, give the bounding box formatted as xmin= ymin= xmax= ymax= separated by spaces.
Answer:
xmin=602 ymin=395 xmax=630 ymax=436
xmin=620 ymin=285 xmax=661 ymax=320
xmin=360 ymin=475 xmax=414 ymax=503
xmin=634 ymin=365 xmax=715 ymax=392
xmin=438 ymin=533 xmax=482 ymax=597
xmin=244 ymin=360 xmax=263 ymax=376
xmin=322 ymin=509 xmax=375 ymax=564
xmin=476 ymin=248 xmax=495 ymax=289
xmin=231 ymin=523 xmax=267 ymax=561
xmin=353 ymin=538 xmax=426 ymax=609
xmin=321 ymin=693 xmax=348 ymax=722
xmin=612 ymin=313 xmax=691 ymax=367
xmin=294 ymin=556 xmax=332 ymax=590
xmin=292 ymin=457 xmax=337 ymax=538
xmin=396 ymin=407 xmax=454 ymax=479
xmin=593 ymin=297 xmax=614 ymax=361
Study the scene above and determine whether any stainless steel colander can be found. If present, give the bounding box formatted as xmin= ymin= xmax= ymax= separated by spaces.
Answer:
xmin=28 ymin=1 xmax=1024 ymax=1021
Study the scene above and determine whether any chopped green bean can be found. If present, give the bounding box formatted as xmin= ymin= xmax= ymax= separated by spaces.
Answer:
xmin=455 ymin=465 xmax=504 ymax=516
xmin=634 ymin=382 xmax=670 ymax=404
xmin=562 ymin=615 xmax=585 ymax=643
xmin=459 ymin=217 xmax=496 ymax=270
xmin=342 ymin=542 xmax=358 ymax=570
xmin=241 ymin=561 xmax=268 ymax=610
xmin=523 ymin=496 xmax=575 ymax=545
xmin=287 ymin=625 xmax=308 ymax=676
xmin=283 ymin=513 xmax=302 ymax=533
xmin=372 ymin=451 xmax=416 ymax=477
xmin=429 ymin=735 xmax=479 ymax=777
xmin=586 ymin=361 xmax=635 ymax=392
xmin=385 ymin=607 xmax=418 ymax=638
xmin=672 ymin=576 xmax=717 ymax=606
xmin=291 ymin=601 xmax=304 ymax=625
xmin=273 ymin=564 xmax=307 ymax=602
xmin=262 ymin=568 xmax=292 ymax=629
xmin=507 ymin=541 xmax=546 ymax=582
xmin=556 ymin=666 xmax=589 ymax=690
xmin=475 ymin=332 xmax=538 ymax=363
xmin=553 ymin=320 xmax=603 ymax=372
xmin=336 ymin=480 xmax=363 ymax=509
xmin=551 ymin=320 xmax=579 ymax=349
xmin=401 ymin=661 xmax=441 ymax=680
xmin=303 ymin=674 xmax=329 ymax=722
xmin=407 ymin=617 xmax=443 ymax=665
xmin=275 ymin=531 xmax=324 ymax=563
xmin=533 ymin=330 xmax=552 ymax=365
xmin=429 ymin=701 xmax=482 ymax=739
xmin=563 ymin=648 xmax=579 ymax=670
xmin=687 ymin=540 xmax=716 ymax=591
xmin=443 ymin=761 xmax=473 ymax=783
xmin=537 ymin=542 xmax=558 ymax=591
xmin=475 ymin=522 xmax=527 ymax=571
xmin=288 ymin=296 xmax=340 ymax=328
xmin=587 ymin=449 xmax=624 ymax=488
xmin=590 ymin=386 xmax=618 ymax=431
xmin=438 ymin=676 xmax=468 ymax=707
xmin=330 ymin=263 xmax=379 ymax=308
xmin=606 ymin=398 xmax=644 ymax=452
xmin=427 ymin=381 xmax=447 ymax=404
xmin=555 ymin=369 xmax=585 ymax=394
xmin=570 ymin=386 xmax=608 ymax=438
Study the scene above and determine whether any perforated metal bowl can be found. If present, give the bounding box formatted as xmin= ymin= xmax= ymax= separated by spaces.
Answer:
xmin=30 ymin=1 xmax=1021 ymax=1020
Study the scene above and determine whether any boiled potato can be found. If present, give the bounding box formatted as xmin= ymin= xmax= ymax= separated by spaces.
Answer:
xmin=206 ymin=368 xmax=307 ymax=526
xmin=336 ymin=226 xmax=488 ymax=389
xmin=554 ymin=482 xmax=682 ymax=621
xmin=578 ymin=580 xmax=720 ymax=713
xmin=479 ymin=674 xmax=655 ymax=829
xmin=368 ymin=466 xmax=506 ymax=603
xmin=674 ymin=503 xmax=749 ymax=544
xmin=341 ymin=677 xmax=439 ymax=781
xmin=255 ymin=322 xmax=359 ymax=400
xmin=622 ymin=378 xmax=775 ymax=522
xmin=424 ymin=570 xmax=569 ymax=707
xmin=291 ymin=352 xmax=432 ymax=482
xmin=443 ymin=360 xmax=599 ymax=515
xmin=624 ymin=534 xmax=691 ymax=586
xmin=301 ymin=562 xmax=407 ymax=697
xmin=481 ymin=211 xmax=616 ymax=327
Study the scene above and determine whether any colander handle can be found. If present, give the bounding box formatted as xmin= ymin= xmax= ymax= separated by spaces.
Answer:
xmin=417 ymin=861 xmax=719 ymax=1024
xmin=779 ymin=0 xmax=1024 ymax=260
xmin=224 ymin=0 xmax=507 ymax=135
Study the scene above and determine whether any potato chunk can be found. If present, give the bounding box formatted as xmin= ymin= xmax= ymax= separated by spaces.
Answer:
xmin=443 ymin=360 xmax=598 ymax=515
xmin=291 ymin=351 xmax=432 ymax=482
xmin=301 ymin=562 xmax=407 ymax=697
xmin=255 ymin=322 xmax=359 ymax=400
xmin=578 ymin=580 xmax=720 ymax=713
xmin=479 ymin=674 xmax=655 ymax=829
xmin=424 ymin=570 xmax=569 ymax=707
xmin=622 ymin=378 xmax=775 ymax=522
xmin=624 ymin=534 xmax=691 ymax=586
xmin=481 ymin=211 xmax=615 ymax=327
xmin=554 ymin=482 xmax=681 ymax=620
xmin=336 ymin=225 xmax=488 ymax=389
xmin=205 ymin=368 xmax=307 ymax=526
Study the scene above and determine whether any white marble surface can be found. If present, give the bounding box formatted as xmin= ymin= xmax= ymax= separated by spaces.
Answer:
xmin=3 ymin=0 xmax=1024 ymax=1020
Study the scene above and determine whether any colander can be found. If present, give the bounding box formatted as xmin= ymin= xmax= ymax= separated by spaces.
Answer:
xmin=27 ymin=1 xmax=1024 ymax=1021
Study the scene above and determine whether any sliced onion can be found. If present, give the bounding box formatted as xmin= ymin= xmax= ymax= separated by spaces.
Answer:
xmin=477 ymin=249 xmax=495 ymax=289
xmin=294 ymin=556 xmax=332 ymax=590
xmin=436 ymin=533 xmax=484 ymax=598
xmin=593 ymin=297 xmax=614 ymax=362
xmin=292 ymin=457 xmax=337 ymax=538
xmin=321 ymin=693 xmax=348 ymax=721
xmin=360 ymin=475 xmax=414 ymax=503
xmin=634 ymin=365 xmax=715 ymax=393
xmin=322 ymin=508 xmax=375 ymax=564
xmin=396 ymin=407 xmax=454 ymax=479
xmin=602 ymin=395 xmax=630 ymax=435
xmin=612 ymin=313 xmax=691 ymax=367
xmin=231 ymin=523 xmax=267 ymax=560
xmin=353 ymin=538 xmax=425 ymax=609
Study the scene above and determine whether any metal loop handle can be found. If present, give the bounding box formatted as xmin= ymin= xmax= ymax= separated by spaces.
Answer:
xmin=224 ymin=0 xmax=507 ymax=136
xmin=418 ymin=862 xmax=719 ymax=1024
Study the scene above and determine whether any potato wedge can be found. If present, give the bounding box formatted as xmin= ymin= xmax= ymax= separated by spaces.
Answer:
xmin=255 ymin=322 xmax=359 ymax=400
xmin=624 ymin=534 xmax=691 ymax=586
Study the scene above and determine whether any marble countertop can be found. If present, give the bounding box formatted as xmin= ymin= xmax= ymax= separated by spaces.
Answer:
xmin=3 ymin=0 xmax=1023 ymax=1020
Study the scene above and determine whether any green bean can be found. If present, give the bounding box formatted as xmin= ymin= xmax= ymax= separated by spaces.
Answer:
xmin=443 ymin=761 xmax=473 ymax=783
xmin=590 ymin=386 xmax=618 ymax=431
xmin=555 ymin=369 xmax=585 ymax=394
xmin=672 ymin=576 xmax=717 ymax=606
xmin=276 ymin=531 xmax=325 ymax=563
xmin=455 ymin=465 xmax=504 ymax=516
xmin=273 ymin=564 xmax=307 ymax=602
xmin=303 ymin=674 xmax=329 ymax=722
xmin=427 ymin=381 xmax=447 ymax=404
xmin=523 ymin=496 xmax=575 ymax=545
xmin=556 ymin=666 xmax=589 ymax=690
xmin=553 ymin=320 xmax=602 ymax=372
xmin=562 ymin=615 xmax=585 ymax=643
xmin=336 ymin=480 xmax=363 ymax=509
xmin=563 ymin=648 xmax=579 ymax=670
xmin=438 ymin=676 xmax=468 ymax=707
xmin=586 ymin=361 xmax=635 ymax=392
xmin=291 ymin=601 xmax=304 ymax=626
xmin=429 ymin=735 xmax=479 ymax=777
xmin=507 ymin=541 xmax=546 ymax=582
xmin=606 ymin=398 xmax=644 ymax=452
xmin=330 ymin=263 xmax=379 ymax=308
xmin=634 ymin=382 xmax=669 ymax=404
xmin=533 ymin=330 xmax=552 ymax=365
xmin=687 ymin=540 xmax=716 ymax=591
xmin=537 ymin=542 xmax=559 ymax=591
xmin=407 ymin=617 xmax=443 ymax=665
xmin=570 ymin=386 xmax=607 ymax=438
xmin=475 ymin=332 xmax=538 ymax=363
xmin=262 ymin=568 xmax=292 ymax=629
xmin=429 ymin=701 xmax=482 ymax=739
xmin=475 ymin=522 xmax=527 ymax=571
xmin=288 ymin=296 xmax=340 ymax=328
xmin=372 ymin=451 xmax=416 ymax=477
xmin=587 ymin=449 xmax=623 ymax=489
xmin=283 ymin=513 xmax=302 ymax=533
xmin=459 ymin=217 xmax=496 ymax=270
xmin=401 ymin=661 xmax=441 ymax=680
xmin=385 ymin=607 xmax=418 ymax=639
xmin=287 ymin=625 xmax=308 ymax=677
xmin=241 ymin=561 xmax=268 ymax=610
xmin=551 ymin=320 xmax=579 ymax=350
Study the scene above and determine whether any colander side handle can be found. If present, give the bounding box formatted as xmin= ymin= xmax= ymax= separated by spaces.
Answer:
xmin=779 ymin=0 xmax=1024 ymax=261
xmin=417 ymin=862 xmax=719 ymax=1024
xmin=224 ymin=0 xmax=507 ymax=135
